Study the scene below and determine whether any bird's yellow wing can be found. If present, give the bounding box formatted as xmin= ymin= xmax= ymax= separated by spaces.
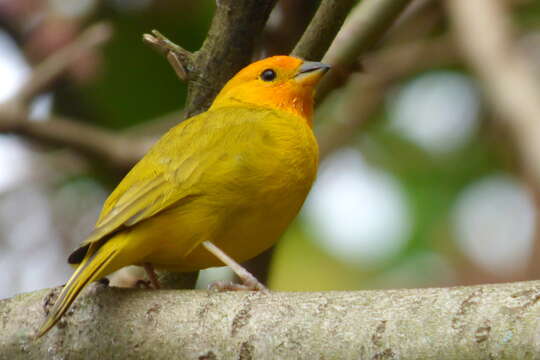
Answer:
xmin=68 ymin=106 xmax=277 ymax=263
xmin=68 ymin=110 xmax=214 ymax=261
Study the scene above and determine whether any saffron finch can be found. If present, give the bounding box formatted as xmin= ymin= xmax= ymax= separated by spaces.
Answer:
xmin=37 ymin=55 xmax=329 ymax=337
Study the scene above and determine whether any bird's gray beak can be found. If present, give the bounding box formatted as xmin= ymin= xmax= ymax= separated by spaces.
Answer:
xmin=295 ymin=61 xmax=331 ymax=84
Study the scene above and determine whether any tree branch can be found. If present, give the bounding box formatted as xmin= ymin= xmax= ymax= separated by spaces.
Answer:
xmin=317 ymin=34 xmax=456 ymax=159
xmin=0 ymin=113 xmax=155 ymax=169
xmin=446 ymin=0 xmax=540 ymax=186
xmin=143 ymin=30 xmax=193 ymax=82
xmin=0 ymin=21 xmax=157 ymax=171
xmin=15 ymin=23 xmax=113 ymax=105
xmin=291 ymin=0 xmax=357 ymax=61
xmin=2 ymin=281 xmax=539 ymax=358
xmin=186 ymin=0 xmax=276 ymax=118
xmin=185 ymin=0 xmax=277 ymax=117
xmin=316 ymin=0 xmax=414 ymax=104
xmin=143 ymin=0 xmax=277 ymax=118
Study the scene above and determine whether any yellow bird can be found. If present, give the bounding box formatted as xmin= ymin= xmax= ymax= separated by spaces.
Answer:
xmin=37 ymin=55 xmax=329 ymax=337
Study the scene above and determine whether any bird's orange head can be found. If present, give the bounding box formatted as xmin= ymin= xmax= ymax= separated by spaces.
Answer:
xmin=210 ymin=56 xmax=330 ymax=125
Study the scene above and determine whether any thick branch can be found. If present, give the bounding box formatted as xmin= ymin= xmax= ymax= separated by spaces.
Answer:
xmin=2 ymin=281 xmax=539 ymax=359
xmin=446 ymin=0 xmax=540 ymax=186
xmin=291 ymin=0 xmax=356 ymax=61
xmin=144 ymin=1 xmax=277 ymax=118
xmin=184 ymin=0 xmax=277 ymax=117
xmin=316 ymin=0 xmax=414 ymax=104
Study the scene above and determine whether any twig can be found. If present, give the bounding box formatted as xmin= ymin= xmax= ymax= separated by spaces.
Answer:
xmin=316 ymin=0 xmax=414 ymax=104
xmin=383 ymin=0 xmax=441 ymax=44
xmin=317 ymin=36 xmax=457 ymax=159
xmin=122 ymin=109 xmax=183 ymax=137
xmin=144 ymin=0 xmax=277 ymax=118
xmin=291 ymin=0 xmax=357 ymax=61
xmin=0 ymin=103 xmax=178 ymax=171
xmin=362 ymin=35 xmax=457 ymax=81
xmin=314 ymin=0 xmax=448 ymax=159
xmin=446 ymin=0 xmax=540 ymax=185
xmin=0 ymin=22 xmax=157 ymax=170
xmin=14 ymin=22 xmax=113 ymax=105
xmin=0 ymin=113 xmax=155 ymax=169
xmin=142 ymin=30 xmax=193 ymax=82
xmin=4 ymin=281 xmax=540 ymax=358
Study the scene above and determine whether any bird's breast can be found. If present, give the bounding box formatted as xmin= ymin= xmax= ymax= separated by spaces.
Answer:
xmin=226 ymin=119 xmax=318 ymax=202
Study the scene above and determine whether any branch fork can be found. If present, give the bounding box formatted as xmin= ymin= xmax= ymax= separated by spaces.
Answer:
xmin=142 ymin=30 xmax=194 ymax=82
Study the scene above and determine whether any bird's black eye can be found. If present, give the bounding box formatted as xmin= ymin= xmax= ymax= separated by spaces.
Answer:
xmin=260 ymin=69 xmax=276 ymax=82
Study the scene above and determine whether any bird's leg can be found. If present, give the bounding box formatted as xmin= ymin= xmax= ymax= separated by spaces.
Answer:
xmin=202 ymin=241 xmax=267 ymax=292
xmin=143 ymin=263 xmax=161 ymax=289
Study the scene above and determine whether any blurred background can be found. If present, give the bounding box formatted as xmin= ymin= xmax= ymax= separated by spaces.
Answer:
xmin=1 ymin=0 xmax=540 ymax=299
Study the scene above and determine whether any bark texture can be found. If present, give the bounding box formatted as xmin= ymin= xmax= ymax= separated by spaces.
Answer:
xmin=291 ymin=0 xmax=356 ymax=61
xmin=2 ymin=281 xmax=539 ymax=359
xmin=184 ymin=0 xmax=277 ymax=118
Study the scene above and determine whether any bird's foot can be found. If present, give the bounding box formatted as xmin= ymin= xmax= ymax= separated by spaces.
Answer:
xmin=208 ymin=280 xmax=268 ymax=293
xmin=201 ymin=241 xmax=269 ymax=293
xmin=135 ymin=279 xmax=154 ymax=289
xmin=143 ymin=263 xmax=161 ymax=289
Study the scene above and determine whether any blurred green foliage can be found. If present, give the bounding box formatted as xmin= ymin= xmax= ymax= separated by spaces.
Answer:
xmin=60 ymin=2 xmax=215 ymax=129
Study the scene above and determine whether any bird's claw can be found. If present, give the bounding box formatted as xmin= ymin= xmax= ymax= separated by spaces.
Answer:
xmin=135 ymin=279 xmax=154 ymax=289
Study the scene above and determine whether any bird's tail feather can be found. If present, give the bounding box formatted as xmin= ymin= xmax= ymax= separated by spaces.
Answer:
xmin=36 ymin=246 xmax=118 ymax=338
